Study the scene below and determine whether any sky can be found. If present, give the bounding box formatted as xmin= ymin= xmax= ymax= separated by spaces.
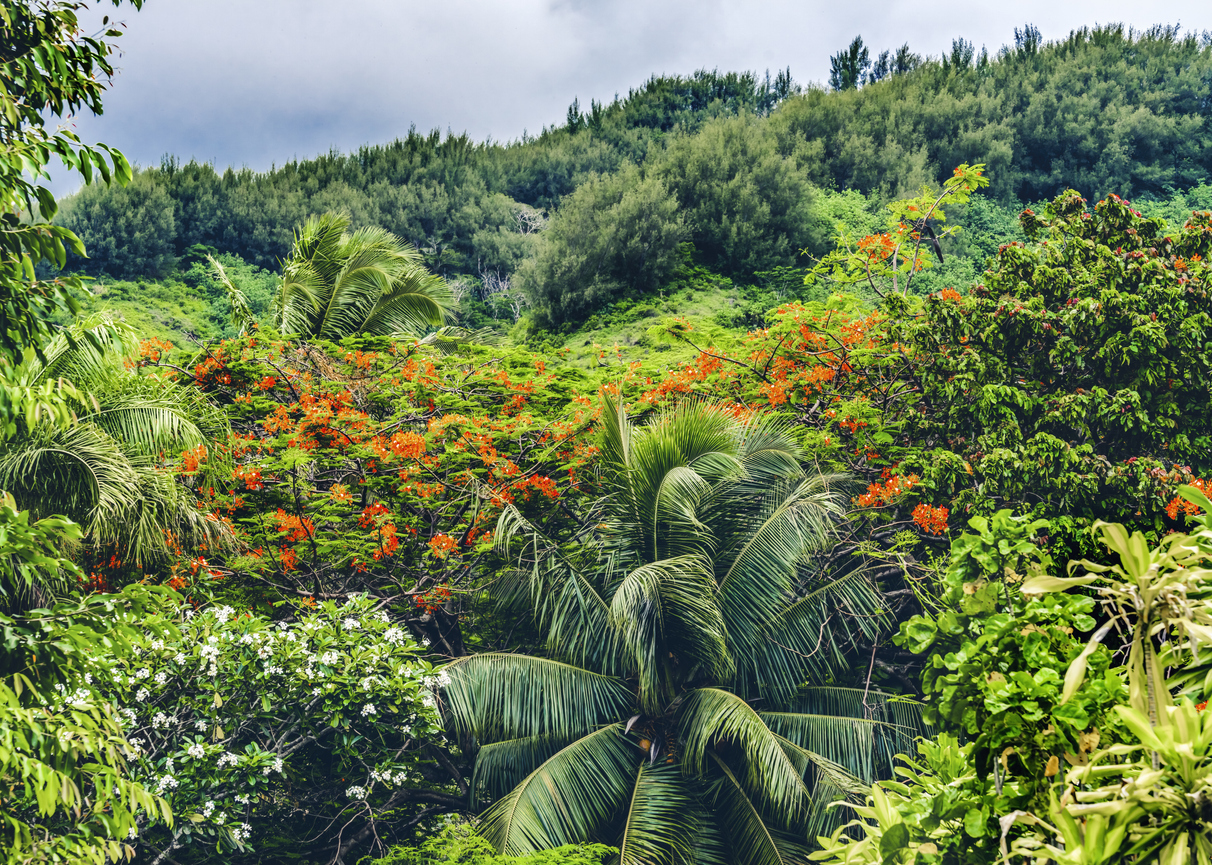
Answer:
xmin=48 ymin=0 xmax=1211 ymax=197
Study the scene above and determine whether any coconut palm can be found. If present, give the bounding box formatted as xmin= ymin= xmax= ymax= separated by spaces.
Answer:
xmin=223 ymin=211 xmax=454 ymax=340
xmin=0 ymin=316 xmax=230 ymax=566
xmin=444 ymin=398 xmax=917 ymax=865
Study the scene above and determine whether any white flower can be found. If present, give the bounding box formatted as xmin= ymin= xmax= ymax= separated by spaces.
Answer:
xmin=421 ymin=637 xmax=431 ymax=647
xmin=234 ymin=793 xmax=250 ymax=804
xmin=239 ymin=633 xmax=256 ymax=645
xmin=361 ymin=703 xmax=376 ymax=717
xmin=383 ymin=627 xmax=405 ymax=646
xmin=185 ymin=608 xmax=196 ymax=619
xmin=375 ymin=610 xmax=390 ymax=623
xmin=135 ymin=668 xmax=150 ymax=680
xmin=312 ymin=687 xmax=322 ymax=696
xmin=215 ymin=811 xmax=227 ymax=825
xmin=84 ymin=672 xmax=93 ymax=684
xmin=283 ymin=631 xmax=297 ymax=642
xmin=155 ymin=775 xmax=178 ymax=794
xmin=321 ymin=651 xmax=340 ymax=666
xmin=217 ymin=752 xmax=239 ymax=768
xmin=187 ymin=742 xmax=205 ymax=759
xmin=423 ymin=671 xmax=451 ymax=690
xmin=214 ymin=605 xmax=235 ymax=623
xmin=174 ymin=652 xmax=187 ymax=664
xmin=119 ymin=708 xmax=137 ymax=727
xmin=195 ymin=720 xmax=208 ymax=731
xmin=151 ymin=640 xmax=165 ymax=652
xmin=263 ymin=755 xmax=284 ymax=775
xmin=342 ymin=617 xmax=360 ymax=631
xmin=265 ymin=664 xmax=283 ymax=675
xmin=128 ymin=826 xmax=138 ymax=839
xmin=360 ymin=676 xmax=376 ymax=691
xmin=165 ymin=757 xmax=175 ymax=773
xmin=152 ymin=712 xmax=169 ymax=729
xmin=346 ymin=785 xmax=367 ymax=800
xmin=202 ymin=800 xmax=215 ymax=817
xmin=234 ymin=823 xmax=252 ymax=843
xmin=154 ymin=671 xmax=168 ymax=686
xmin=256 ymin=643 xmax=273 ymax=660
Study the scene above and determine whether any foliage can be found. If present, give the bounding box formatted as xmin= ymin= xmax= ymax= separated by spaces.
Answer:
xmin=0 ymin=500 xmax=173 ymax=865
xmin=265 ymin=211 xmax=454 ymax=340
xmin=639 ymin=181 xmax=1212 ymax=560
xmin=443 ymin=397 xmax=916 ymax=863
xmin=517 ymin=164 xmax=683 ymax=328
xmin=814 ymin=489 xmax=1212 ymax=865
xmin=0 ymin=315 xmax=231 ymax=566
xmin=57 ymin=169 xmax=177 ymax=279
xmin=83 ymin=594 xmax=451 ymax=864
xmin=0 ymin=0 xmax=136 ymax=356
xmin=652 ymin=113 xmax=825 ymax=278
xmin=369 ymin=823 xmax=614 ymax=865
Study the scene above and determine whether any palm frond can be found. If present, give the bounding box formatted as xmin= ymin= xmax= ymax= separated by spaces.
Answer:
xmin=616 ymin=763 xmax=700 ymax=865
xmin=472 ymin=734 xmax=569 ymax=803
xmin=680 ymin=688 xmax=812 ymax=822
xmin=209 ymin=254 xmax=256 ymax=334
xmin=608 ymin=554 xmax=731 ymax=712
xmin=731 ymin=568 xmax=890 ymax=704
xmin=704 ymin=752 xmax=812 ymax=865
xmin=492 ymin=505 xmax=621 ymax=674
xmin=478 ymin=724 xmax=637 ymax=856
xmin=768 ymin=734 xmax=869 ymax=837
xmin=0 ymin=423 xmax=139 ymax=528
xmin=444 ymin=654 xmax=634 ymax=742
xmin=275 ymin=212 xmax=451 ymax=339
xmin=415 ymin=326 xmax=501 ymax=354
xmin=776 ymin=687 xmax=926 ymax=781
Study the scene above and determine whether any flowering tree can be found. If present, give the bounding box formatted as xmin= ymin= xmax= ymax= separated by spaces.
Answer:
xmin=87 ymin=594 xmax=456 ymax=865
xmin=644 ymin=182 xmax=1212 ymax=560
xmin=128 ymin=330 xmax=606 ymax=660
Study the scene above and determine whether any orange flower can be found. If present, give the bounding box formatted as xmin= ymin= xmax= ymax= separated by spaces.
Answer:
xmin=428 ymin=534 xmax=458 ymax=559
xmin=912 ymin=503 xmax=950 ymax=535
xmin=330 ymin=483 xmax=353 ymax=504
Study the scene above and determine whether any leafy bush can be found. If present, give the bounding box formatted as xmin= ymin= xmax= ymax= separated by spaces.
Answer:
xmin=369 ymin=823 xmax=614 ymax=865
xmin=517 ymin=163 xmax=684 ymax=328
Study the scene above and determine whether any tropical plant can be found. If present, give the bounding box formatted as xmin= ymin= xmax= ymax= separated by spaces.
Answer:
xmin=371 ymin=823 xmax=615 ymax=865
xmin=443 ymin=397 xmax=915 ymax=864
xmin=86 ymin=594 xmax=452 ymax=865
xmin=232 ymin=211 xmax=453 ymax=340
xmin=0 ymin=316 xmax=230 ymax=566
xmin=0 ymin=499 xmax=173 ymax=865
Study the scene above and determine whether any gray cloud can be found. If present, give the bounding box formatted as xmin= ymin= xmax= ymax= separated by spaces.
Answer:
xmin=50 ymin=0 xmax=1210 ymax=196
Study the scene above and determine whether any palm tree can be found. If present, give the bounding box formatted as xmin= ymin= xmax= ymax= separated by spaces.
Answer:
xmin=443 ymin=398 xmax=917 ymax=864
xmin=220 ymin=211 xmax=454 ymax=340
xmin=0 ymin=316 xmax=230 ymax=566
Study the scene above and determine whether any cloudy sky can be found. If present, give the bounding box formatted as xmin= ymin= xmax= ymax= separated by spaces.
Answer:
xmin=50 ymin=0 xmax=1210 ymax=196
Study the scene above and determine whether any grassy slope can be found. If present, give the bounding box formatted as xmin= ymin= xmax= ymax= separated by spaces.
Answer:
xmin=68 ymin=277 xmax=225 ymax=348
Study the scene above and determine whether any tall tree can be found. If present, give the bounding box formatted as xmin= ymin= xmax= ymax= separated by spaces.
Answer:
xmin=829 ymin=37 xmax=870 ymax=91
xmin=444 ymin=399 xmax=913 ymax=864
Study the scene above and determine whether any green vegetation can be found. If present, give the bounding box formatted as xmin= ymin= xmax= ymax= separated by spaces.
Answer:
xmin=9 ymin=5 xmax=1212 ymax=865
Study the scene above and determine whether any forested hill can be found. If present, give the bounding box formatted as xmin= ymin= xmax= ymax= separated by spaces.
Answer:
xmin=58 ymin=24 xmax=1212 ymax=330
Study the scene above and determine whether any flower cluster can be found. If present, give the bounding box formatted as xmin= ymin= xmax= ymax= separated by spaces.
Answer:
xmin=912 ymin=503 xmax=950 ymax=535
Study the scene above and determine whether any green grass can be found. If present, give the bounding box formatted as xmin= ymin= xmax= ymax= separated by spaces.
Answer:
xmin=68 ymin=277 xmax=225 ymax=348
